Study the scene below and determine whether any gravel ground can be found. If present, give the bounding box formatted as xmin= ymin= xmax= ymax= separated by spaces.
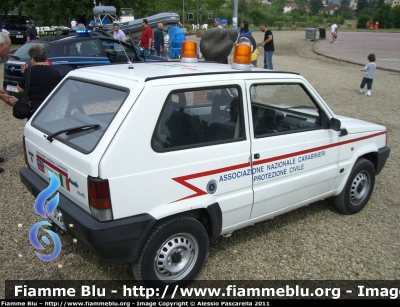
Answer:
xmin=1 ymin=31 xmax=399 ymax=298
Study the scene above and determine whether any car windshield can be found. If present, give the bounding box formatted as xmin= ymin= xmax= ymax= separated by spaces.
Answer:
xmin=12 ymin=42 xmax=52 ymax=61
xmin=32 ymin=78 xmax=128 ymax=153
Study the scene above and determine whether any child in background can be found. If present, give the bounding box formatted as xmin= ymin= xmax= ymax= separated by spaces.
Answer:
xmin=251 ymin=48 xmax=259 ymax=67
xmin=359 ymin=53 xmax=376 ymax=96
xmin=333 ymin=29 xmax=338 ymax=43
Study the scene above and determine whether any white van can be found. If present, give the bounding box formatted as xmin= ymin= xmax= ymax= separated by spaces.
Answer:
xmin=20 ymin=44 xmax=390 ymax=288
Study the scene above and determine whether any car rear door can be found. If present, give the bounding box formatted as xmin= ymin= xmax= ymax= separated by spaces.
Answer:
xmin=57 ymin=38 xmax=110 ymax=70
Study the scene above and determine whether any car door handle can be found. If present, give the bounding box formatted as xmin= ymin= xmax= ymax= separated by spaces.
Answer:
xmin=254 ymin=153 xmax=260 ymax=159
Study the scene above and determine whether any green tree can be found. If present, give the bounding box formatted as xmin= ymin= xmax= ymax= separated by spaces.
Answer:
xmin=309 ymin=0 xmax=324 ymax=15
xmin=264 ymin=0 xmax=284 ymax=16
xmin=204 ymin=0 xmax=228 ymax=17
xmin=391 ymin=5 xmax=400 ymax=28
xmin=338 ymin=0 xmax=354 ymax=19
xmin=0 ymin=0 xmax=19 ymax=14
xmin=377 ymin=0 xmax=385 ymax=8
xmin=373 ymin=3 xmax=392 ymax=29
xmin=356 ymin=0 xmax=369 ymax=15
xmin=248 ymin=9 xmax=266 ymax=26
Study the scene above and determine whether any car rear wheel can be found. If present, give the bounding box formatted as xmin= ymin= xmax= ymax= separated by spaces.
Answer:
xmin=334 ymin=158 xmax=375 ymax=214
xmin=132 ymin=216 xmax=209 ymax=288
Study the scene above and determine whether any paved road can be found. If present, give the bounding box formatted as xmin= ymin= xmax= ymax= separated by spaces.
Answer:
xmin=314 ymin=31 xmax=400 ymax=72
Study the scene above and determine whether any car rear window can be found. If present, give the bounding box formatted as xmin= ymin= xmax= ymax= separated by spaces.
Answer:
xmin=13 ymin=42 xmax=52 ymax=61
xmin=32 ymin=78 xmax=128 ymax=153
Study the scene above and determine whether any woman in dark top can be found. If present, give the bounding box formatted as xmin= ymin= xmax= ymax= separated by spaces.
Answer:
xmin=17 ymin=45 xmax=61 ymax=117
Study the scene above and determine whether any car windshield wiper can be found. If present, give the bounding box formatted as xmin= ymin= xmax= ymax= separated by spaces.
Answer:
xmin=9 ymin=55 xmax=21 ymax=60
xmin=46 ymin=124 xmax=100 ymax=142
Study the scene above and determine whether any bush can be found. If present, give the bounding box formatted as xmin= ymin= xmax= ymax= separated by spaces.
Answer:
xmin=296 ymin=22 xmax=306 ymax=28
xmin=357 ymin=15 xmax=370 ymax=29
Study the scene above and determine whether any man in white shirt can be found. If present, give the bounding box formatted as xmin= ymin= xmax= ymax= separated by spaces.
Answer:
xmin=113 ymin=23 xmax=126 ymax=52
xmin=71 ymin=18 xmax=77 ymax=30
xmin=330 ymin=21 xmax=337 ymax=43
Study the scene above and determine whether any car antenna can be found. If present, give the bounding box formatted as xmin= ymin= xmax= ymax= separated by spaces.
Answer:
xmin=120 ymin=42 xmax=134 ymax=69
xmin=110 ymin=25 xmax=134 ymax=69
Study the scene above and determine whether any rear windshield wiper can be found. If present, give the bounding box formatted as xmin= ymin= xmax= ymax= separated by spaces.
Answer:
xmin=9 ymin=55 xmax=21 ymax=60
xmin=46 ymin=124 xmax=100 ymax=142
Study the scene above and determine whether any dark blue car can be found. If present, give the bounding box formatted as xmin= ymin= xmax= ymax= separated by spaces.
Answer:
xmin=3 ymin=31 xmax=168 ymax=97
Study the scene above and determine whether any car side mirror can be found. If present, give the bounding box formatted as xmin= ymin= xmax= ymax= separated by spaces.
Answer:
xmin=330 ymin=118 xmax=341 ymax=131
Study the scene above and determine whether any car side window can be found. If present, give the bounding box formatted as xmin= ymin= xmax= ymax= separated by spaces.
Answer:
xmin=250 ymin=84 xmax=321 ymax=138
xmin=152 ymin=87 xmax=244 ymax=151
xmin=100 ymin=40 xmax=137 ymax=63
xmin=68 ymin=41 xmax=102 ymax=56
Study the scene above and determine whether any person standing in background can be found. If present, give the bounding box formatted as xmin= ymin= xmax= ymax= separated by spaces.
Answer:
xmin=86 ymin=20 xmax=96 ymax=31
xmin=70 ymin=18 xmax=77 ymax=30
xmin=359 ymin=53 xmax=376 ymax=97
xmin=17 ymin=45 xmax=61 ymax=117
xmin=0 ymin=33 xmax=13 ymax=106
xmin=154 ymin=23 xmax=166 ymax=58
xmin=112 ymin=23 xmax=126 ymax=52
xmin=251 ymin=48 xmax=259 ymax=67
xmin=0 ymin=33 xmax=13 ymax=173
xmin=330 ymin=21 xmax=337 ymax=43
xmin=214 ymin=18 xmax=222 ymax=28
xmin=238 ymin=21 xmax=252 ymax=37
xmin=220 ymin=19 xmax=228 ymax=28
xmin=139 ymin=19 xmax=153 ymax=51
xmin=257 ymin=23 xmax=274 ymax=70
xmin=26 ymin=20 xmax=38 ymax=41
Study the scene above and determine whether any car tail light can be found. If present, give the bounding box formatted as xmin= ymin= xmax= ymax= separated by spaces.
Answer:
xmin=23 ymin=136 xmax=29 ymax=166
xmin=44 ymin=59 xmax=52 ymax=66
xmin=88 ymin=176 xmax=113 ymax=221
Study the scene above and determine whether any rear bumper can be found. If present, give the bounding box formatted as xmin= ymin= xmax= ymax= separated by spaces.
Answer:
xmin=20 ymin=167 xmax=156 ymax=262
xmin=376 ymin=146 xmax=390 ymax=175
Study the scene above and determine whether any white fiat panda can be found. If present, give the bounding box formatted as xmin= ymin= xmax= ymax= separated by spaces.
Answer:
xmin=20 ymin=42 xmax=390 ymax=288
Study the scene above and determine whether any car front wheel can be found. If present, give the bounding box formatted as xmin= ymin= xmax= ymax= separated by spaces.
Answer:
xmin=334 ymin=158 xmax=375 ymax=214
xmin=132 ymin=216 xmax=209 ymax=288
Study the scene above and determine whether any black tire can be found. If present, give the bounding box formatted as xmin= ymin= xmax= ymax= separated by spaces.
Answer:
xmin=132 ymin=216 xmax=209 ymax=288
xmin=334 ymin=158 xmax=375 ymax=214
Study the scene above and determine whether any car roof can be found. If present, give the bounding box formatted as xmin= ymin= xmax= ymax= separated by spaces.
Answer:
xmin=27 ymin=32 xmax=116 ymax=45
xmin=69 ymin=62 xmax=299 ymax=83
